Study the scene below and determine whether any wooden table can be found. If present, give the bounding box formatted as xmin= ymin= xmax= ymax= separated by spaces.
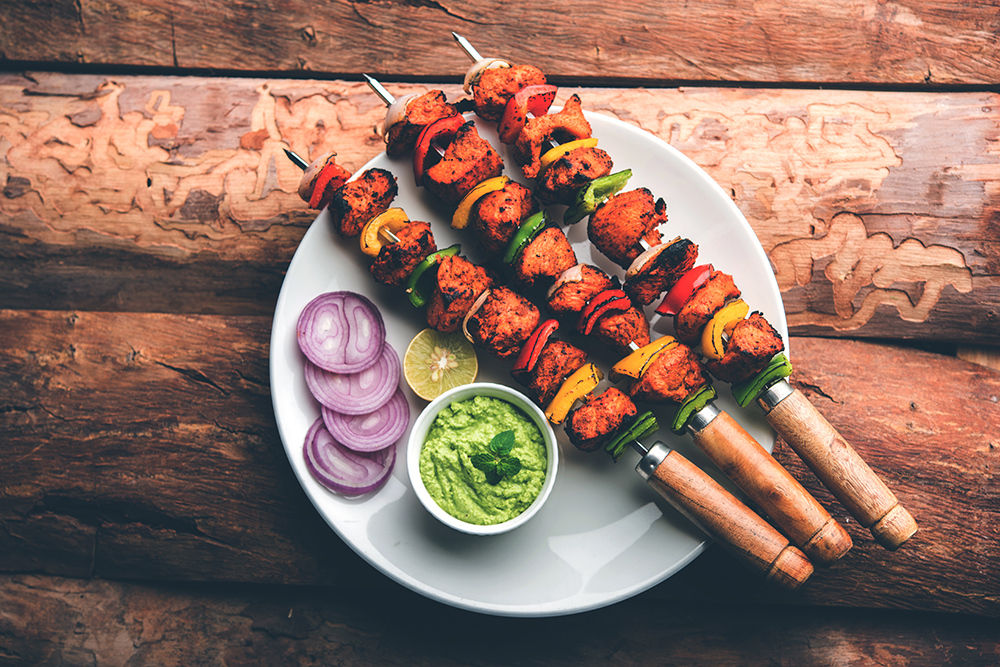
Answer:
xmin=2 ymin=3 xmax=1000 ymax=664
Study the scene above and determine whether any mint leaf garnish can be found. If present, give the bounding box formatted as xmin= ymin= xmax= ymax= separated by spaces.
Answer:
xmin=490 ymin=429 xmax=515 ymax=457
xmin=471 ymin=430 xmax=521 ymax=485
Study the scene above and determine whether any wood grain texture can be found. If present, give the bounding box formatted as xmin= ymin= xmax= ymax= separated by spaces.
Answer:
xmin=690 ymin=410 xmax=852 ymax=566
xmin=2 ymin=574 xmax=999 ymax=667
xmin=646 ymin=448 xmax=813 ymax=590
xmin=2 ymin=1 xmax=1000 ymax=86
xmin=1 ymin=310 xmax=998 ymax=617
xmin=2 ymin=74 xmax=998 ymax=341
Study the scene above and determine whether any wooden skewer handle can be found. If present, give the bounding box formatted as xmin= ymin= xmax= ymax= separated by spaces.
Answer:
xmin=688 ymin=405 xmax=853 ymax=566
xmin=759 ymin=381 xmax=918 ymax=550
xmin=638 ymin=443 xmax=813 ymax=591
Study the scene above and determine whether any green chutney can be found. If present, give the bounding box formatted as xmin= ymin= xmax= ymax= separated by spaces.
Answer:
xmin=419 ymin=395 xmax=548 ymax=526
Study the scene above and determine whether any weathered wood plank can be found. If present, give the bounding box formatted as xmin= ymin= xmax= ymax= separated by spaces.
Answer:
xmin=2 ymin=74 xmax=998 ymax=340
xmin=1 ymin=310 xmax=998 ymax=616
xmin=1 ymin=574 xmax=998 ymax=667
xmin=2 ymin=1 xmax=1000 ymax=86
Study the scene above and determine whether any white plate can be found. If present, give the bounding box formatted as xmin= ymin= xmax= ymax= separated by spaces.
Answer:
xmin=269 ymin=111 xmax=788 ymax=617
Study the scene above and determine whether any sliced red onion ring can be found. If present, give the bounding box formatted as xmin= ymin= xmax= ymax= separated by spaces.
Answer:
xmin=322 ymin=388 xmax=410 ymax=453
xmin=303 ymin=418 xmax=396 ymax=495
xmin=304 ymin=343 xmax=400 ymax=415
xmin=297 ymin=291 xmax=386 ymax=374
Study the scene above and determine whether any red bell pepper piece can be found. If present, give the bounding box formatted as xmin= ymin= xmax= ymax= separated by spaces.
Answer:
xmin=510 ymin=319 xmax=560 ymax=382
xmin=577 ymin=289 xmax=630 ymax=336
xmin=655 ymin=264 xmax=713 ymax=317
xmin=308 ymin=162 xmax=351 ymax=209
xmin=412 ymin=114 xmax=466 ymax=186
xmin=497 ymin=84 xmax=558 ymax=144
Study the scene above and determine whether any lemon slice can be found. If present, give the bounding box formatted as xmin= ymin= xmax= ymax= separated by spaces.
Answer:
xmin=403 ymin=329 xmax=479 ymax=401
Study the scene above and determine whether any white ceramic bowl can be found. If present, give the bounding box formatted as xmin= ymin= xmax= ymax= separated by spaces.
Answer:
xmin=407 ymin=382 xmax=559 ymax=536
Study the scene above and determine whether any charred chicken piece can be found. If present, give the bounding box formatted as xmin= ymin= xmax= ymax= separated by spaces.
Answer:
xmin=588 ymin=188 xmax=667 ymax=269
xmin=624 ymin=238 xmax=699 ymax=306
xmin=386 ymin=90 xmax=458 ymax=157
xmin=629 ymin=343 xmax=711 ymax=404
xmin=370 ymin=221 xmax=435 ymax=288
xmin=523 ymin=339 xmax=589 ymax=406
xmin=425 ymin=121 xmax=504 ymax=205
xmin=546 ymin=264 xmax=615 ymax=318
xmin=426 ymin=255 xmax=494 ymax=333
xmin=593 ymin=306 xmax=650 ymax=355
xmin=515 ymin=94 xmax=593 ymax=179
xmin=328 ymin=168 xmax=398 ymax=238
xmin=535 ymin=145 xmax=613 ymax=206
xmin=675 ymin=270 xmax=741 ymax=344
xmin=512 ymin=227 xmax=578 ymax=291
xmin=566 ymin=388 xmax=638 ymax=452
xmin=465 ymin=286 xmax=540 ymax=360
xmin=472 ymin=180 xmax=539 ymax=255
xmin=473 ymin=64 xmax=548 ymax=122
xmin=706 ymin=312 xmax=785 ymax=384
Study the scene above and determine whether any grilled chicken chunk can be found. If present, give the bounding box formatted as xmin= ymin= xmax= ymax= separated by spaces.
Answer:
xmin=706 ymin=312 xmax=784 ymax=384
xmin=629 ymin=343 xmax=711 ymax=404
xmin=512 ymin=227 xmax=577 ymax=290
xmin=522 ymin=339 xmax=589 ymax=406
xmin=565 ymin=388 xmax=638 ymax=452
xmin=473 ymin=64 xmax=548 ymax=121
xmin=370 ymin=221 xmax=435 ymax=288
xmin=328 ymin=168 xmax=398 ymax=238
xmin=386 ymin=89 xmax=458 ymax=157
xmin=426 ymin=255 xmax=494 ymax=333
xmin=425 ymin=121 xmax=503 ymax=204
xmin=588 ymin=188 xmax=667 ymax=269
xmin=674 ymin=270 xmax=741 ymax=344
xmin=472 ymin=180 xmax=539 ymax=255
xmin=536 ymin=145 xmax=613 ymax=206
xmin=465 ymin=286 xmax=540 ymax=360
xmin=514 ymin=94 xmax=592 ymax=179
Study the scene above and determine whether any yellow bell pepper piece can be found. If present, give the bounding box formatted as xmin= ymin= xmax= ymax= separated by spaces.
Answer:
xmin=539 ymin=138 xmax=599 ymax=175
xmin=701 ymin=299 xmax=749 ymax=360
xmin=451 ymin=176 xmax=510 ymax=229
xmin=544 ymin=363 xmax=603 ymax=425
xmin=609 ymin=337 xmax=678 ymax=383
xmin=360 ymin=208 xmax=409 ymax=257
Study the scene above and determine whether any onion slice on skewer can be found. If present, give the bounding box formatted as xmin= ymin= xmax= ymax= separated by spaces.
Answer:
xmin=322 ymin=388 xmax=410 ymax=453
xmin=297 ymin=291 xmax=386 ymax=374
xmin=304 ymin=343 xmax=401 ymax=415
xmin=303 ymin=418 xmax=396 ymax=495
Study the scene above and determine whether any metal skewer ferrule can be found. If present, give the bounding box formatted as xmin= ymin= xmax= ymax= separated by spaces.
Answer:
xmin=363 ymin=73 xmax=395 ymax=106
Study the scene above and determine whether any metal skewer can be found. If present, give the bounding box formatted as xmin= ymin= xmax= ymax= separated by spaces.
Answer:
xmin=283 ymin=148 xmax=309 ymax=171
xmin=363 ymin=73 xmax=396 ymax=106
xmin=452 ymin=32 xmax=483 ymax=62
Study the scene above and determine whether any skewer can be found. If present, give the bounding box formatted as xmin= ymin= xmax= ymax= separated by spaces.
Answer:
xmin=283 ymin=148 xmax=309 ymax=171
xmin=283 ymin=145 xmax=815 ymax=590
xmin=450 ymin=35 xmax=916 ymax=551
xmin=359 ymin=76 xmax=851 ymax=568
xmin=452 ymin=32 xmax=483 ymax=62
xmin=363 ymin=73 xmax=395 ymax=106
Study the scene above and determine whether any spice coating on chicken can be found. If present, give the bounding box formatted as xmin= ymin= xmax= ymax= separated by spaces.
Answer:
xmin=588 ymin=188 xmax=666 ymax=269
xmin=629 ymin=343 xmax=711 ymax=404
xmin=328 ymin=168 xmax=398 ymax=238
xmin=514 ymin=95 xmax=593 ymax=179
xmin=426 ymin=255 xmax=494 ymax=333
xmin=513 ymin=227 xmax=578 ymax=290
xmin=466 ymin=286 xmax=540 ymax=360
xmin=522 ymin=339 xmax=589 ymax=406
xmin=674 ymin=270 xmax=741 ymax=344
xmin=386 ymin=90 xmax=458 ymax=157
xmin=370 ymin=221 xmax=435 ymax=288
xmin=535 ymin=146 xmax=613 ymax=206
xmin=706 ymin=312 xmax=785 ymax=384
xmin=593 ymin=306 xmax=650 ymax=355
xmin=474 ymin=64 xmax=547 ymax=122
xmin=566 ymin=388 xmax=638 ymax=452
xmin=624 ymin=238 xmax=699 ymax=306
xmin=472 ymin=180 xmax=539 ymax=255
xmin=425 ymin=121 xmax=503 ymax=204
xmin=546 ymin=265 xmax=615 ymax=318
